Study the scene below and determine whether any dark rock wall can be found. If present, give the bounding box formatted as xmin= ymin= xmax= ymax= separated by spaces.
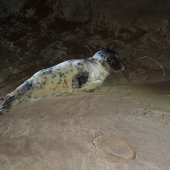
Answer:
xmin=0 ymin=0 xmax=170 ymax=90
xmin=1 ymin=0 xmax=169 ymax=30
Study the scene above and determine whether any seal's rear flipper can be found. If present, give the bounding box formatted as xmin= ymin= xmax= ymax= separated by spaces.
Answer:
xmin=0 ymin=95 xmax=15 ymax=115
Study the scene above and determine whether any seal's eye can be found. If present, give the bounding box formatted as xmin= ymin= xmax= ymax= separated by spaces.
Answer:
xmin=107 ymin=56 xmax=123 ymax=71
xmin=107 ymin=57 xmax=117 ymax=65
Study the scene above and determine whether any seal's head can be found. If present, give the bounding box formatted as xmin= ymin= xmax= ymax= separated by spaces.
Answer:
xmin=92 ymin=48 xmax=125 ymax=72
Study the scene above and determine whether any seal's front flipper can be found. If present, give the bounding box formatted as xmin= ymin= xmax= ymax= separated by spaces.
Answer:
xmin=72 ymin=71 xmax=89 ymax=88
xmin=83 ymin=80 xmax=103 ymax=92
xmin=0 ymin=95 xmax=15 ymax=115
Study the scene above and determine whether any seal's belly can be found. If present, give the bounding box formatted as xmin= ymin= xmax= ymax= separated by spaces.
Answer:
xmin=35 ymin=78 xmax=72 ymax=96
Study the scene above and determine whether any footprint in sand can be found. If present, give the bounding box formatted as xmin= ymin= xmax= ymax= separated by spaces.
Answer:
xmin=90 ymin=135 xmax=136 ymax=160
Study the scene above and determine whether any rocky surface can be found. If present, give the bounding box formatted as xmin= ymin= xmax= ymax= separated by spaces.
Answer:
xmin=0 ymin=0 xmax=170 ymax=93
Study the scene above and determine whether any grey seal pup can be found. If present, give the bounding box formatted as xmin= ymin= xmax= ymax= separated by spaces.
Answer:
xmin=0 ymin=48 xmax=124 ymax=114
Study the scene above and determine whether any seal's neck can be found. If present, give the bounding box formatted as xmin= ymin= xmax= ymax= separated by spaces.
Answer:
xmin=88 ymin=57 xmax=111 ymax=74
xmin=98 ymin=61 xmax=111 ymax=74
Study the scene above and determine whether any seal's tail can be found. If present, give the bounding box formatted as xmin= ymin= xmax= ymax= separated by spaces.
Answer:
xmin=0 ymin=79 xmax=34 ymax=114
xmin=0 ymin=94 xmax=16 ymax=114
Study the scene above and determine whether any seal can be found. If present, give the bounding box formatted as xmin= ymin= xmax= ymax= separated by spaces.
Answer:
xmin=0 ymin=48 xmax=124 ymax=114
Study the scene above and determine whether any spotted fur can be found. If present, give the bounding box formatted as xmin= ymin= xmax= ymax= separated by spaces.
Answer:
xmin=0 ymin=48 xmax=124 ymax=114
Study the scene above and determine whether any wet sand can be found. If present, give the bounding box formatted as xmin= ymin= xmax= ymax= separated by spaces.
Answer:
xmin=0 ymin=76 xmax=170 ymax=170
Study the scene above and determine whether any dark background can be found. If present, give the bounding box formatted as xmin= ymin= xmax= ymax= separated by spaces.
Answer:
xmin=0 ymin=0 xmax=170 ymax=93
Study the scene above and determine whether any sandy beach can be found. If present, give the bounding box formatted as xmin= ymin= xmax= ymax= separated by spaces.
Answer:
xmin=0 ymin=74 xmax=170 ymax=170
